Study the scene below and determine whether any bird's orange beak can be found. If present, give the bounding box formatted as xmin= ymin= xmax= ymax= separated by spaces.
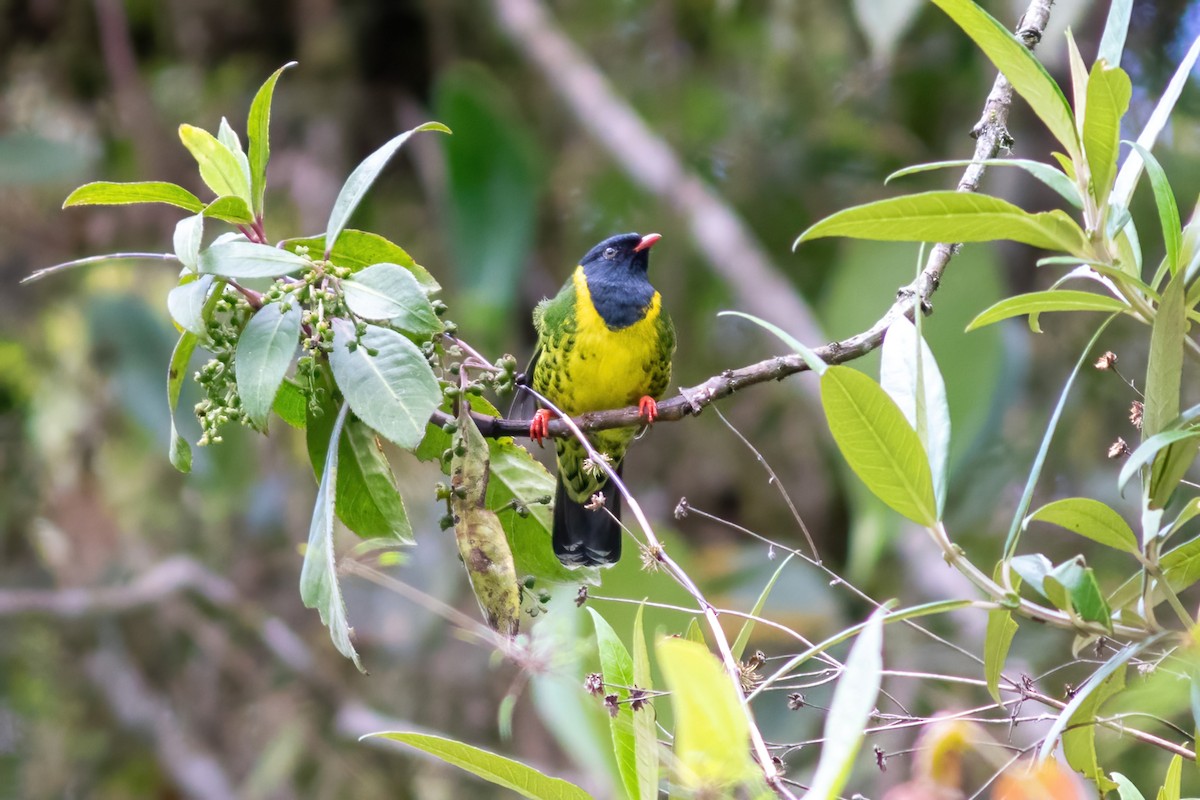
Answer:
xmin=633 ymin=233 xmax=662 ymax=253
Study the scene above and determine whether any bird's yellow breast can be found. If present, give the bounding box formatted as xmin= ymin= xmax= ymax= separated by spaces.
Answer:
xmin=558 ymin=267 xmax=664 ymax=415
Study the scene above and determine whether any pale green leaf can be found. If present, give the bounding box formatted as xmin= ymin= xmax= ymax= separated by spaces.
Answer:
xmin=886 ymin=158 xmax=1082 ymax=208
xmin=965 ymin=290 xmax=1128 ymax=332
xmin=178 ymin=124 xmax=252 ymax=206
xmin=199 ymin=240 xmax=312 ymax=279
xmin=732 ymin=554 xmax=795 ymax=661
xmin=803 ymin=609 xmax=884 ymax=800
xmin=1062 ymin=661 xmax=1124 ymax=795
xmin=283 ymin=230 xmax=439 ymax=292
xmin=1026 ymin=497 xmax=1139 ymax=554
xmin=217 ymin=117 xmax=251 ymax=191
xmin=588 ymin=609 xmax=642 ymax=800
xmin=167 ymin=274 xmax=215 ymax=338
xmin=300 ymin=403 xmax=364 ymax=671
xmin=342 ymin=263 xmax=442 ymax=335
xmin=1129 ymin=142 xmax=1182 ymax=274
xmin=325 ymin=122 xmax=451 ymax=255
xmin=1083 ymin=63 xmax=1132 ymax=210
xmin=235 ymin=301 xmax=301 ymax=430
xmin=1098 ymin=0 xmax=1132 ymax=68
xmin=329 ymin=320 xmax=441 ymax=450
xmin=984 ymin=604 xmax=1018 ymax=704
xmin=795 ymin=191 xmax=1090 ymax=256
xmin=203 ymin=195 xmax=255 ymax=225
xmin=364 ymin=732 xmax=590 ymax=800
xmin=1112 ymin=773 xmax=1147 ymax=800
xmin=167 ymin=332 xmax=197 ymax=473
xmin=631 ymin=603 xmax=657 ymax=800
xmin=718 ymin=311 xmax=826 ymax=375
xmin=63 ymin=180 xmax=203 ymax=212
xmin=1144 ymin=273 xmax=1185 ymax=439
xmin=820 ymin=365 xmax=937 ymax=527
xmin=656 ymin=637 xmax=757 ymax=790
xmin=172 ymin=212 xmax=204 ymax=271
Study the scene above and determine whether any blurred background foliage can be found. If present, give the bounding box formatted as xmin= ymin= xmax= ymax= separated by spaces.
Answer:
xmin=2 ymin=0 xmax=1199 ymax=797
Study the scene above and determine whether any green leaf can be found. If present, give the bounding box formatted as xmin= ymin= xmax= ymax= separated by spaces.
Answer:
xmin=282 ymin=230 xmax=439 ymax=292
xmin=1164 ymin=498 xmax=1200 ymax=545
xmin=1145 ymin=271 xmax=1186 ymax=442
xmin=235 ymin=301 xmax=301 ymax=430
xmin=1048 ymin=558 xmax=1112 ymax=629
xmin=1112 ymin=35 xmax=1200 ymax=210
xmin=217 ymin=117 xmax=251 ymax=191
xmin=886 ymin=158 xmax=1083 ymax=208
xmin=300 ymin=402 xmax=364 ymax=671
xmin=965 ymin=290 xmax=1128 ymax=332
xmin=167 ymin=274 xmax=214 ymax=338
xmin=717 ymin=311 xmax=826 ymax=375
xmin=325 ymin=122 xmax=451 ymax=255
xmin=1098 ymin=0 xmax=1133 ymax=68
xmin=588 ymin=609 xmax=642 ymax=800
xmin=1083 ymin=63 xmax=1132 ymax=210
xmin=273 ymin=379 xmax=307 ymax=429
xmin=732 ymin=554 xmax=795 ymax=661
xmin=684 ymin=618 xmax=706 ymax=646
xmin=178 ymin=124 xmax=252 ymax=206
xmin=342 ymin=263 xmax=443 ymax=335
xmin=984 ymin=600 xmax=1018 ymax=703
xmin=820 ymin=365 xmax=937 ymax=527
xmin=307 ymin=387 xmax=413 ymax=543
xmin=173 ymin=212 xmax=204 ymax=270
xmin=1062 ymin=660 xmax=1124 ymax=795
xmin=805 ymin=609 xmax=885 ymax=800
xmin=199 ymin=240 xmax=311 ymax=279
xmin=927 ymin=0 xmax=1079 ymax=159
xmin=1026 ymin=497 xmax=1139 ymax=554
xmin=203 ymin=195 xmax=255 ymax=225
xmin=1010 ymin=553 xmax=1053 ymax=597
xmin=631 ymin=604 xmax=657 ymax=800
xmin=1160 ymin=754 xmax=1182 ymax=800
xmin=364 ymin=732 xmax=590 ymax=800
xmin=795 ymin=191 xmax=1090 ymax=256
xmin=1129 ymin=142 xmax=1182 ymax=275
xmin=880 ymin=315 xmax=950 ymax=516
xmin=248 ymin=62 xmax=296 ymax=217
xmin=329 ymin=320 xmax=441 ymax=451
xmin=167 ymin=331 xmax=198 ymax=473
xmin=1118 ymin=430 xmax=1200 ymax=497
xmin=656 ymin=637 xmax=757 ymax=791
xmin=1112 ymin=773 xmax=1147 ymax=800
xmin=63 ymin=181 xmax=203 ymax=212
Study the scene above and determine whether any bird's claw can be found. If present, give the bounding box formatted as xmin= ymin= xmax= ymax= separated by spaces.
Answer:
xmin=529 ymin=409 xmax=554 ymax=447
xmin=637 ymin=396 xmax=659 ymax=425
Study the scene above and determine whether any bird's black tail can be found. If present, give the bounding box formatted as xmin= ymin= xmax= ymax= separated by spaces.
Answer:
xmin=552 ymin=474 xmax=622 ymax=567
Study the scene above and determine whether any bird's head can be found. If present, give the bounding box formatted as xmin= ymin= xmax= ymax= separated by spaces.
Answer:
xmin=580 ymin=232 xmax=662 ymax=274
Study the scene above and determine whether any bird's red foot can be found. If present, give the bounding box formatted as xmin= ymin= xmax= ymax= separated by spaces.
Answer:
xmin=529 ymin=409 xmax=554 ymax=447
xmin=637 ymin=396 xmax=659 ymax=424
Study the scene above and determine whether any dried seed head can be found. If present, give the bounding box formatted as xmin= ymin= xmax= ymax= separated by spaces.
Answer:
xmin=1107 ymin=437 xmax=1131 ymax=459
xmin=583 ymin=673 xmax=604 ymax=695
xmin=737 ymin=657 xmax=764 ymax=693
xmin=629 ymin=686 xmax=649 ymax=711
xmin=603 ymin=693 xmax=620 ymax=717
xmin=787 ymin=693 xmax=805 ymax=711
xmin=584 ymin=492 xmax=606 ymax=512
xmin=581 ymin=452 xmax=612 ymax=478
xmin=639 ymin=543 xmax=663 ymax=573
xmin=1129 ymin=400 xmax=1144 ymax=430
xmin=575 ymin=586 xmax=589 ymax=608
xmin=674 ymin=497 xmax=690 ymax=519
xmin=1094 ymin=351 xmax=1118 ymax=370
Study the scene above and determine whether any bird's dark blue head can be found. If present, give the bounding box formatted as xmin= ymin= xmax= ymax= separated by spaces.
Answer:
xmin=578 ymin=232 xmax=662 ymax=330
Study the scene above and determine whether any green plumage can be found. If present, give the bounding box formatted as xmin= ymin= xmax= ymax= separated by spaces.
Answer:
xmin=528 ymin=232 xmax=674 ymax=567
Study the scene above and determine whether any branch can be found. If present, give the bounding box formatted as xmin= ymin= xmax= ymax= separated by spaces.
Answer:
xmin=453 ymin=0 xmax=1057 ymax=441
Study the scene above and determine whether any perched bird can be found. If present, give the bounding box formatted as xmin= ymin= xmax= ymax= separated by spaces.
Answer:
xmin=525 ymin=232 xmax=675 ymax=567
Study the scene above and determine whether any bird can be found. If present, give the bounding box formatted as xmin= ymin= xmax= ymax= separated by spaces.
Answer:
xmin=523 ymin=231 xmax=675 ymax=567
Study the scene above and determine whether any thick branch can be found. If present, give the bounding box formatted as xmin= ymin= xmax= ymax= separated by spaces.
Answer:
xmin=462 ymin=0 xmax=1055 ymax=442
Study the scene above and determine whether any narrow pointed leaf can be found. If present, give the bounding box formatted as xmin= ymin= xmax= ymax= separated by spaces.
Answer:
xmin=178 ymin=124 xmax=252 ymax=206
xmin=732 ymin=554 xmax=795 ymax=661
xmin=282 ymin=230 xmax=439 ymax=292
xmin=966 ymin=290 xmax=1128 ymax=332
xmin=1063 ymin=665 xmax=1124 ymax=795
xmin=217 ymin=117 xmax=251 ymax=190
xmin=1098 ymin=0 xmax=1133 ymax=67
xmin=248 ymin=63 xmax=296 ymax=217
xmin=928 ymin=0 xmax=1079 ymax=158
xmin=718 ymin=311 xmax=826 ymax=375
xmin=300 ymin=402 xmax=364 ymax=671
xmin=167 ymin=274 xmax=215 ymax=338
xmin=984 ymin=604 xmax=1018 ymax=703
xmin=631 ymin=604 xmax=657 ymax=800
xmin=803 ymin=609 xmax=885 ymax=800
xmin=795 ymin=191 xmax=1090 ymax=256
xmin=1083 ymin=63 xmax=1132 ymax=210
xmin=1112 ymin=774 xmax=1147 ymax=800
xmin=588 ymin=609 xmax=642 ymax=800
xmin=64 ymin=181 xmax=203 ymax=211
xmin=881 ymin=315 xmax=950 ymax=516
xmin=886 ymin=158 xmax=1082 ymax=208
xmin=167 ymin=332 xmax=198 ymax=473
xmin=364 ymin=732 xmax=590 ymax=800
xmin=1129 ymin=142 xmax=1182 ymax=274
xmin=199 ymin=240 xmax=312 ymax=278
xmin=235 ymin=301 xmax=301 ymax=430
xmin=342 ymin=263 xmax=442 ymax=335
xmin=1026 ymin=497 xmax=1138 ymax=554
xmin=328 ymin=320 xmax=441 ymax=450
xmin=203 ymin=195 xmax=255 ymax=225
xmin=325 ymin=122 xmax=451 ymax=255
xmin=1144 ymin=274 xmax=1185 ymax=439
xmin=173 ymin=213 xmax=204 ymax=270
xmin=821 ymin=366 xmax=937 ymax=527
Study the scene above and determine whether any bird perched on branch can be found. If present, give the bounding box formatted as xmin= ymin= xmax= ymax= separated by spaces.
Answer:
xmin=524 ymin=232 xmax=675 ymax=567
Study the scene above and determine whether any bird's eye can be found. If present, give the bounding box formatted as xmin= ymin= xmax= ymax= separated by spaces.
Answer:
xmin=603 ymin=247 xmax=616 ymax=259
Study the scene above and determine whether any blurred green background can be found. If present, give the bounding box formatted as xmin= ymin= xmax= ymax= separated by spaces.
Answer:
xmin=2 ymin=0 xmax=1199 ymax=797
